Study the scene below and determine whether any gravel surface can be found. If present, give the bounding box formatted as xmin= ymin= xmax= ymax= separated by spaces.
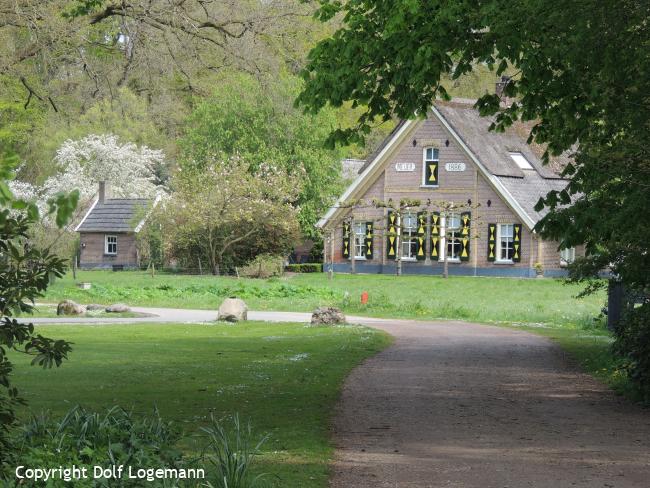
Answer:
xmin=329 ymin=319 xmax=650 ymax=488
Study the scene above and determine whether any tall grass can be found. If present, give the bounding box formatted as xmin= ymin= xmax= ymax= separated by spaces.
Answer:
xmin=201 ymin=414 xmax=269 ymax=488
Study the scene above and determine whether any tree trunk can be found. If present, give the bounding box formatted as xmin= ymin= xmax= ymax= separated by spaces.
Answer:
xmin=396 ymin=214 xmax=402 ymax=276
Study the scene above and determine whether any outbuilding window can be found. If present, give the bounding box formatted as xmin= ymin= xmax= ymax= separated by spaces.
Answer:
xmin=401 ymin=213 xmax=418 ymax=260
xmin=496 ymin=224 xmax=514 ymax=262
xmin=105 ymin=235 xmax=117 ymax=255
xmin=422 ymin=147 xmax=439 ymax=186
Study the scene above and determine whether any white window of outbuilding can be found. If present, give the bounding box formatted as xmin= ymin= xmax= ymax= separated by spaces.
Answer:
xmin=105 ymin=235 xmax=117 ymax=255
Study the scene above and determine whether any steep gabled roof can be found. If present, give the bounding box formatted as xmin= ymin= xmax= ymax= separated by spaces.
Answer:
xmin=317 ymin=99 xmax=570 ymax=231
xmin=76 ymin=199 xmax=151 ymax=233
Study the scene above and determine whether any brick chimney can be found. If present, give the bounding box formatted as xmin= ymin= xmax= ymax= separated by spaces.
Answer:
xmin=98 ymin=181 xmax=108 ymax=204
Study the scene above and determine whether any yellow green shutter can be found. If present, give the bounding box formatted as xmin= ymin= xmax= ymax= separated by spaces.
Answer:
xmin=386 ymin=211 xmax=397 ymax=259
xmin=513 ymin=223 xmax=522 ymax=262
xmin=416 ymin=212 xmax=426 ymax=261
xmin=365 ymin=222 xmax=373 ymax=259
xmin=460 ymin=212 xmax=471 ymax=261
xmin=487 ymin=223 xmax=497 ymax=262
xmin=342 ymin=222 xmax=350 ymax=259
xmin=430 ymin=212 xmax=440 ymax=259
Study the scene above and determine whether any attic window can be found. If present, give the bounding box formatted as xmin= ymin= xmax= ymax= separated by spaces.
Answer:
xmin=509 ymin=152 xmax=533 ymax=170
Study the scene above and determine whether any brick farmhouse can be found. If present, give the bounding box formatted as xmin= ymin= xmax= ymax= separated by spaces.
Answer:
xmin=318 ymin=99 xmax=579 ymax=278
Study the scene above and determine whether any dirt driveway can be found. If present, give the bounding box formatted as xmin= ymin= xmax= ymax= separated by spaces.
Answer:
xmin=330 ymin=319 xmax=650 ymax=488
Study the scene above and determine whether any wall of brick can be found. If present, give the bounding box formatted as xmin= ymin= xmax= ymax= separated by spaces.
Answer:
xmin=79 ymin=232 xmax=139 ymax=268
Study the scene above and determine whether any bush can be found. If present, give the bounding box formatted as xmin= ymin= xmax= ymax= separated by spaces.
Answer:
xmin=12 ymin=405 xmax=185 ymax=487
xmin=238 ymin=255 xmax=284 ymax=279
xmin=285 ymin=263 xmax=323 ymax=273
xmin=613 ymin=302 xmax=650 ymax=402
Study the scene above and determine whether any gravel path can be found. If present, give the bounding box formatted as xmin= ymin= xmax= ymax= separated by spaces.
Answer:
xmin=329 ymin=319 xmax=650 ymax=488
xmin=30 ymin=307 xmax=650 ymax=486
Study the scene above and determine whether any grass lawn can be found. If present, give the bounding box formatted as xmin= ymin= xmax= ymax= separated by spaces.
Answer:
xmin=12 ymin=321 xmax=390 ymax=487
xmin=40 ymin=271 xmax=638 ymax=402
xmin=43 ymin=270 xmax=605 ymax=327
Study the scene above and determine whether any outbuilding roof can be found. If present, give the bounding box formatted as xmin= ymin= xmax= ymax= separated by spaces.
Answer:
xmin=76 ymin=198 xmax=151 ymax=233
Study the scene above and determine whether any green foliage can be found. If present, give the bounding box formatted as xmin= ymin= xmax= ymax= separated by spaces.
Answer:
xmin=613 ymin=304 xmax=650 ymax=402
xmin=181 ymin=73 xmax=346 ymax=238
xmin=201 ymin=414 xmax=269 ymax=488
xmin=0 ymin=154 xmax=77 ymax=474
xmin=239 ymin=255 xmax=284 ymax=279
xmin=285 ymin=264 xmax=323 ymax=273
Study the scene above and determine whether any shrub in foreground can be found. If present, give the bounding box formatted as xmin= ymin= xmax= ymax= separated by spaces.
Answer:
xmin=613 ymin=303 xmax=650 ymax=403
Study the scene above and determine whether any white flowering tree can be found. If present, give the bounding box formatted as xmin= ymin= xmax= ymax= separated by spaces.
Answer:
xmin=10 ymin=134 xmax=164 ymax=226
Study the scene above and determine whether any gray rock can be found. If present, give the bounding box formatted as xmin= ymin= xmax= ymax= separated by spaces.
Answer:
xmin=311 ymin=306 xmax=346 ymax=326
xmin=86 ymin=303 xmax=104 ymax=311
xmin=218 ymin=298 xmax=248 ymax=322
xmin=57 ymin=300 xmax=85 ymax=315
xmin=106 ymin=303 xmax=131 ymax=313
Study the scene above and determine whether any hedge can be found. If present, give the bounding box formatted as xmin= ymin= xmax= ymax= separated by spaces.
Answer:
xmin=285 ymin=263 xmax=323 ymax=273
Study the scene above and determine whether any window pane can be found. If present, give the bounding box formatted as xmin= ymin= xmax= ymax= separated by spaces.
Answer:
xmin=426 ymin=148 xmax=439 ymax=161
xmin=509 ymin=152 xmax=533 ymax=170
xmin=403 ymin=213 xmax=417 ymax=230
xmin=447 ymin=214 xmax=460 ymax=230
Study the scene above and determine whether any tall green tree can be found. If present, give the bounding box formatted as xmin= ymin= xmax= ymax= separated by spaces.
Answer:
xmin=296 ymin=0 xmax=650 ymax=394
xmin=182 ymin=73 xmax=347 ymax=238
xmin=0 ymin=154 xmax=77 ymax=473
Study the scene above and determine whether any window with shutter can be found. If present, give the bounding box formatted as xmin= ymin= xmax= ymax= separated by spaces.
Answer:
xmin=423 ymin=147 xmax=439 ymax=187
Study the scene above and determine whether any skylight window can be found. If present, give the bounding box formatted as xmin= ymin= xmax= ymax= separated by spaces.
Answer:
xmin=509 ymin=152 xmax=533 ymax=170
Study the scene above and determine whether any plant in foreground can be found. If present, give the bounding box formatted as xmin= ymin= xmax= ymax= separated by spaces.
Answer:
xmin=201 ymin=414 xmax=269 ymax=488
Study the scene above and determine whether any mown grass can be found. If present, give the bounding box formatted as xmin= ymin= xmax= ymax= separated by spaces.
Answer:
xmin=43 ymin=270 xmax=605 ymax=327
xmin=12 ymin=321 xmax=390 ymax=487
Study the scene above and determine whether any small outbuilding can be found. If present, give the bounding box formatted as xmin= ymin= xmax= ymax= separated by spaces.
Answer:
xmin=75 ymin=181 xmax=154 ymax=270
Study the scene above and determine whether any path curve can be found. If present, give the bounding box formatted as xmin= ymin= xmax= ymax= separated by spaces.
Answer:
xmin=328 ymin=319 xmax=650 ymax=488
xmin=30 ymin=307 xmax=650 ymax=486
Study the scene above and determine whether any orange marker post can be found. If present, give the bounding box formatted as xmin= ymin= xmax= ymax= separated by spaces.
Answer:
xmin=361 ymin=291 xmax=369 ymax=305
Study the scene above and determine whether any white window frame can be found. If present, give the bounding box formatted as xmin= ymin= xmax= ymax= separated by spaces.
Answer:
xmin=400 ymin=213 xmax=418 ymax=261
xmin=105 ymin=235 xmax=117 ymax=255
xmin=560 ymin=247 xmax=575 ymax=266
xmin=496 ymin=224 xmax=514 ymax=263
xmin=439 ymin=213 xmax=461 ymax=262
xmin=422 ymin=147 xmax=440 ymax=187
xmin=352 ymin=222 xmax=367 ymax=260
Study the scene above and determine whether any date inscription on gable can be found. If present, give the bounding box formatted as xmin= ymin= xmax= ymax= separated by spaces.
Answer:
xmin=395 ymin=162 xmax=416 ymax=172
xmin=445 ymin=162 xmax=466 ymax=172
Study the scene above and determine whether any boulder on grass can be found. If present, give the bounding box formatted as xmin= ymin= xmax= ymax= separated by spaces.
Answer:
xmin=57 ymin=300 xmax=85 ymax=316
xmin=311 ymin=307 xmax=346 ymax=326
xmin=218 ymin=298 xmax=248 ymax=323
xmin=86 ymin=303 xmax=104 ymax=311
xmin=106 ymin=303 xmax=131 ymax=313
